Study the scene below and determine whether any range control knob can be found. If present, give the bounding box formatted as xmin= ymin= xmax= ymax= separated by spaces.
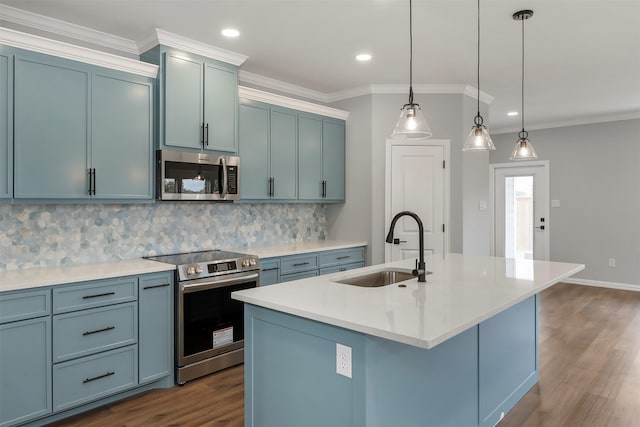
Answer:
xmin=185 ymin=265 xmax=196 ymax=276
xmin=249 ymin=258 xmax=257 ymax=266
xmin=242 ymin=259 xmax=249 ymax=267
xmin=195 ymin=265 xmax=203 ymax=274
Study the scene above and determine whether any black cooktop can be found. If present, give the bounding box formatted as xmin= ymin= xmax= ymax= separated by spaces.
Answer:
xmin=146 ymin=249 xmax=255 ymax=267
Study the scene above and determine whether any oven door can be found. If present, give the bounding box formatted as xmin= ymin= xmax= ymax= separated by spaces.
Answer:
xmin=177 ymin=270 xmax=258 ymax=367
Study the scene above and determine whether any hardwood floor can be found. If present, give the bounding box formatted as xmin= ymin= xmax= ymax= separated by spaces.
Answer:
xmin=47 ymin=283 xmax=640 ymax=426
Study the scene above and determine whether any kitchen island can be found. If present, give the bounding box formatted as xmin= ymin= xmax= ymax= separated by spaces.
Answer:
xmin=232 ymin=254 xmax=584 ymax=427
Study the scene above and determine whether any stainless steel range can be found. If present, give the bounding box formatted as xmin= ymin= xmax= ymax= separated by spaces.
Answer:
xmin=146 ymin=250 xmax=259 ymax=384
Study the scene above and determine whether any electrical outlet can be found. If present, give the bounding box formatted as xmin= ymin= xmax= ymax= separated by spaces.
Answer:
xmin=609 ymin=258 xmax=616 ymax=267
xmin=336 ymin=343 xmax=352 ymax=378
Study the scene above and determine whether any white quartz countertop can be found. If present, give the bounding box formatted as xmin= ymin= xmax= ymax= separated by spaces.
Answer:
xmin=231 ymin=240 xmax=367 ymax=258
xmin=233 ymin=254 xmax=584 ymax=349
xmin=0 ymin=259 xmax=176 ymax=293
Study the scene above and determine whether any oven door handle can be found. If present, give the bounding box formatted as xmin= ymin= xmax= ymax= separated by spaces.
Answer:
xmin=180 ymin=271 xmax=259 ymax=293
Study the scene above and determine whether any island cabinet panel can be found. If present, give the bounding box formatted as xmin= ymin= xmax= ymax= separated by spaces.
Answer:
xmin=162 ymin=51 xmax=238 ymax=153
xmin=14 ymin=53 xmax=90 ymax=199
xmin=364 ymin=328 xmax=479 ymax=427
xmin=479 ymin=295 xmax=537 ymax=427
xmin=138 ymin=273 xmax=174 ymax=384
xmin=0 ymin=49 xmax=12 ymax=200
xmin=0 ymin=315 xmax=52 ymax=427
xmin=245 ymin=305 xmax=366 ymax=427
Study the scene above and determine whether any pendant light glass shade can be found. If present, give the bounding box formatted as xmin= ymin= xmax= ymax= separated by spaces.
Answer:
xmin=392 ymin=102 xmax=432 ymax=139
xmin=391 ymin=0 xmax=432 ymax=140
xmin=463 ymin=117 xmax=495 ymax=151
xmin=510 ymin=9 xmax=537 ymax=161
xmin=463 ymin=0 xmax=494 ymax=152
xmin=510 ymin=130 xmax=537 ymax=160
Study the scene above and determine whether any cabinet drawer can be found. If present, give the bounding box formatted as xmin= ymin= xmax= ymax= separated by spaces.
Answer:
xmin=0 ymin=289 xmax=50 ymax=324
xmin=319 ymin=262 xmax=365 ymax=276
xmin=318 ymin=247 xmax=365 ymax=268
xmin=53 ymin=302 xmax=137 ymax=363
xmin=280 ymin=270 xmax=319 ymax=283
xmin=280 ymin=254 xmax=318 ymax=275
xmin=52 ymin=345 xmax=137 ymax=412
xmin=53 ymin=276 xmax=137 ymax=314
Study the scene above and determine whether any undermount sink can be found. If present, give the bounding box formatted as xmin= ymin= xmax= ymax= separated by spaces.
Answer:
xmin=335 ymin=270 xmax=422 ymax=287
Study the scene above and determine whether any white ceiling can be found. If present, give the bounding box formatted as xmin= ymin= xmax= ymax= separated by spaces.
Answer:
xmin=1 ymin=0 xmax=639 ymax=132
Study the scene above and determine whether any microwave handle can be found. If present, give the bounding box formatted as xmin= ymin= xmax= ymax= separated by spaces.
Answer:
xmin=220 ymin=157 xmax=228 ymax=198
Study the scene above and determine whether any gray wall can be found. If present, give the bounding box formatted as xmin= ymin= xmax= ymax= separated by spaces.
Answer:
xmin=490 ymin=118 xmax=640 ymax=285
xmin=329 ymin=92 xmax=491 ymax=264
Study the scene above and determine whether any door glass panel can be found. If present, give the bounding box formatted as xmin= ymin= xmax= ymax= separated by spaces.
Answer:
xmin=504 ymin=176 xmax=533 ymax=260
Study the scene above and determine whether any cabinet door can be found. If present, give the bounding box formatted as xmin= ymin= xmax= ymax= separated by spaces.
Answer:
xmin=270 ymin=108 xmax=298 ymax=199
xmin=297 ymin=114 xmax=323 ymax=200
xmin=14 ymin=54 xmax=89 ymax=199
xmin=92 ymin=73 xmax=153 ymax=199
xmin=0 ymin=49 xmax=12 ymax=199
xmin=204 ymin=62 xmax=238 ymax=153
xmin=164 ymin=53 xmax=204 ymax=150
xmin=138 ymin=274 xmax=173 ymax=384
xmin=239 ymin=101 xmax=270 ymax=199
xmin=260 ymin=258 xmax=280 ymax=286
xmin=0 ymin=317 xmax=52 ymax=426
xmin=322 ymin=119 xmax=345 ymax=201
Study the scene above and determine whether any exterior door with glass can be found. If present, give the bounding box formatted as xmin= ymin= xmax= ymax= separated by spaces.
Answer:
xmin=491 ymin=162 xmax=549 ymax=261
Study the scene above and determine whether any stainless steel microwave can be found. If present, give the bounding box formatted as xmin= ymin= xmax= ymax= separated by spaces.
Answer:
xmin=157 ymin=150 xmax=240 ymax=201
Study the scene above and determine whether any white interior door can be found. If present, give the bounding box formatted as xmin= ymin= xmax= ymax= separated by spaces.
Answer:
xmin=491 ymin=162 xmax=549 ymax=261
xmin=385 ymin=142 xmax=447 ymax=262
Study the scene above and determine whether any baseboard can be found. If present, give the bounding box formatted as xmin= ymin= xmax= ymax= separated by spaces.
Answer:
xmin=562 ymin=278 xmax=640 ymax=292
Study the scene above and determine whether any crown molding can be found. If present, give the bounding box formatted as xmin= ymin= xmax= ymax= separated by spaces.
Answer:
xmin=239 ymin=86 xmax=349 ymax=120
xmin=0 ymin=27 xmax=158 ymax=78
xmin=491 ymin=111 xmax=640 ymax=135
xmin=239 ymin=70 xmax=328 ymax=103
xmin=0 ymin=4 xmax=139 ymax=55
xmin=327 ymin=83 xmax=494 ymax=104
xmin=138 ymin=29 xmax=248 ymax=66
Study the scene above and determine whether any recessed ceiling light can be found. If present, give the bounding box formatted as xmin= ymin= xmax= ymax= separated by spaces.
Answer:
xmin=221 ymin=28 xmax=240 ymax=38
xmin=356 ymin=53 xmax=372 ymax=62
xmin=507 ymin=111 xmax=519 ymax=116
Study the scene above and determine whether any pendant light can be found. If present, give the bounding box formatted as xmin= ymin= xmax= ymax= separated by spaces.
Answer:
xmin=463 ymin=0 xmax=495 ymax=151
xmin=510 ymin=9 xmax=537 ymax=160
xmin=391 ymin=0 xmax=432 ymax=139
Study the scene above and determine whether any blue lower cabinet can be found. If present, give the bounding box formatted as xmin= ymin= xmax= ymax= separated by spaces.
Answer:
xmin=52 ymin=345 xmax=138 ymax=412
xmin=0 ymin=316 xmax=52 ymax=427
xmin=259 ymin=258 xmax=280 ymax=286
xmin=138 ymin=273 xmax=173 ymax=384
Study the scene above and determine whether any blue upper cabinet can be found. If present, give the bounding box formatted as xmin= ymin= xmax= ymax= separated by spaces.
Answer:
xmin=0 ymin=48 xmax=13 ymax=200
xmin=321 ymin=118 xmax=346 ymax=201
xmin=154 ymin=48 xmax=238 ymax=154
xmin=91 ymin=72 xmax=154 ymax=199
xmin=11 ymin=46 xmax=156 ymax=202
xmin=239 ymin=100 xmax=297 ymax=200
xmin=298 ymin=114 xmax=324 ymax=200
xmin=14 ymin=53 xmax=90 ymax=199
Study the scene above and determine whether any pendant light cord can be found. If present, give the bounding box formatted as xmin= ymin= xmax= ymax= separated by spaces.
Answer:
xmin=408 ymin=0 xmax=414 ymax=105
xmin=476 ymin=0 xmax=480 ymax=118
xmin=521 ymin=15 xmax=525 ymax=133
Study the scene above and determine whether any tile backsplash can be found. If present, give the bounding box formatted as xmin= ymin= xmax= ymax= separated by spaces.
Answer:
xmin=0 ymin=203 xmax=327 ymax=270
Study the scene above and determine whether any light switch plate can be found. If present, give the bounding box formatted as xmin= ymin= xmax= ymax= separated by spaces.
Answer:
xmin=478 ymin=200 xmax=487 ymax=211
xmin=551 ymin=199 xmax=561 ymax=208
